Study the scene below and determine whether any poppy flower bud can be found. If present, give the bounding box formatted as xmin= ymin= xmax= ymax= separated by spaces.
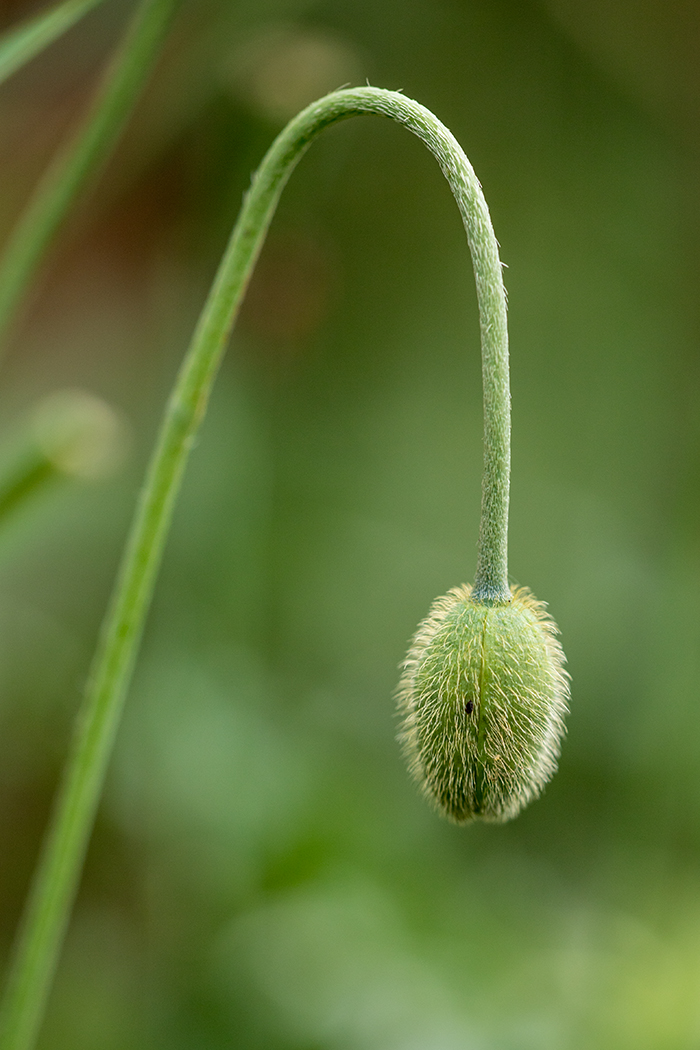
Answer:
xmin=398 ymin=584 xmax=569 ymax=823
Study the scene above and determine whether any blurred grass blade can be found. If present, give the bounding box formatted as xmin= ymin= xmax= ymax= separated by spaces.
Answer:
xmin=0 ymin=0 xmax=106 ymax=89
xmin=0 ymin=453 xmax=56 ymax=525
xmin=0 ymin=0 xmax=181 ymax=355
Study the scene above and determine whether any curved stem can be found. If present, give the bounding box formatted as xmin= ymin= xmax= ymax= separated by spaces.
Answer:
xmin=0 ymin=0 xmax=181 ymax=355
xmin=0 ymin=86 xmax=510 ymax=1050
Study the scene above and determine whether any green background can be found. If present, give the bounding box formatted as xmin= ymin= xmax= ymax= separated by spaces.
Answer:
xmin=0 ymin=0 xmax=698 ymax=1045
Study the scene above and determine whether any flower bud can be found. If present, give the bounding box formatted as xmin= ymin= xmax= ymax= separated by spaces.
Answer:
xmin=397 ymin=584 xmax=569 ymax=823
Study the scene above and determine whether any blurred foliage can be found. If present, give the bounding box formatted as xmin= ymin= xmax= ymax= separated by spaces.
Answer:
xmin=0 ymin=0 xmax=698 ymax=1046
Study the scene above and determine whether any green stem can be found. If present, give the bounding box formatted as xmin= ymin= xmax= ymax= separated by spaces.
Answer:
xmin=0 ymin=87 xmax=511 ymax=1050
xmin=0 ymin=0 xmax=181 ymax=354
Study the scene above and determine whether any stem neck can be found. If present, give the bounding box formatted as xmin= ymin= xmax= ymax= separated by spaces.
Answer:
xmin=238 ymin=89 xmax=512 ymax=598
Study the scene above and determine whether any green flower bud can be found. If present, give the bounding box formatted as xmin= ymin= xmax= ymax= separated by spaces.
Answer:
xmin=398 ymin=584 xmax=569 ymax=823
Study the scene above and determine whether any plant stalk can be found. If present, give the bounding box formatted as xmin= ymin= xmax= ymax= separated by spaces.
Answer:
xmin=0 ymin=87 xmax=510 ymax=1050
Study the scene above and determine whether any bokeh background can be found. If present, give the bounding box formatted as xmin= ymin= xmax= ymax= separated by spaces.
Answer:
xmin=0 ymin=0 xmax=699 ymax=1046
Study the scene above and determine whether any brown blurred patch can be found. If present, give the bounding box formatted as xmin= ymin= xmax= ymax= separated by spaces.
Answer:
xmin=238 ymin=227 xmax=339 ymax=364
xmin=0 ymin=1 xmax=44 ymax=27
xmin=24 ymin=146 xmax=187 ymax=316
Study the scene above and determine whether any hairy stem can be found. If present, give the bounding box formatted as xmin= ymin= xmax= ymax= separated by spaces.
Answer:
xmin=0 ymin=0 xmax=181 ymax=355
xmin=0 ymin=86 xmax=510 ymax=1050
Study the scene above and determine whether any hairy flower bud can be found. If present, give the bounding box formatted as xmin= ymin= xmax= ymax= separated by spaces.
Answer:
xmin=398 ymin=584 xmax=569 ymax=823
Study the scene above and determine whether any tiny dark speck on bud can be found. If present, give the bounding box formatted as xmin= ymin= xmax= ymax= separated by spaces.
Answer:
xmin=465 ymin=700 xmax=474 ymax=715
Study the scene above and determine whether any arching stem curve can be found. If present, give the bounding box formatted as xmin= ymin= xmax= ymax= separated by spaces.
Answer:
xmin=0 ymin=86 xmax=511 ymax=1050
